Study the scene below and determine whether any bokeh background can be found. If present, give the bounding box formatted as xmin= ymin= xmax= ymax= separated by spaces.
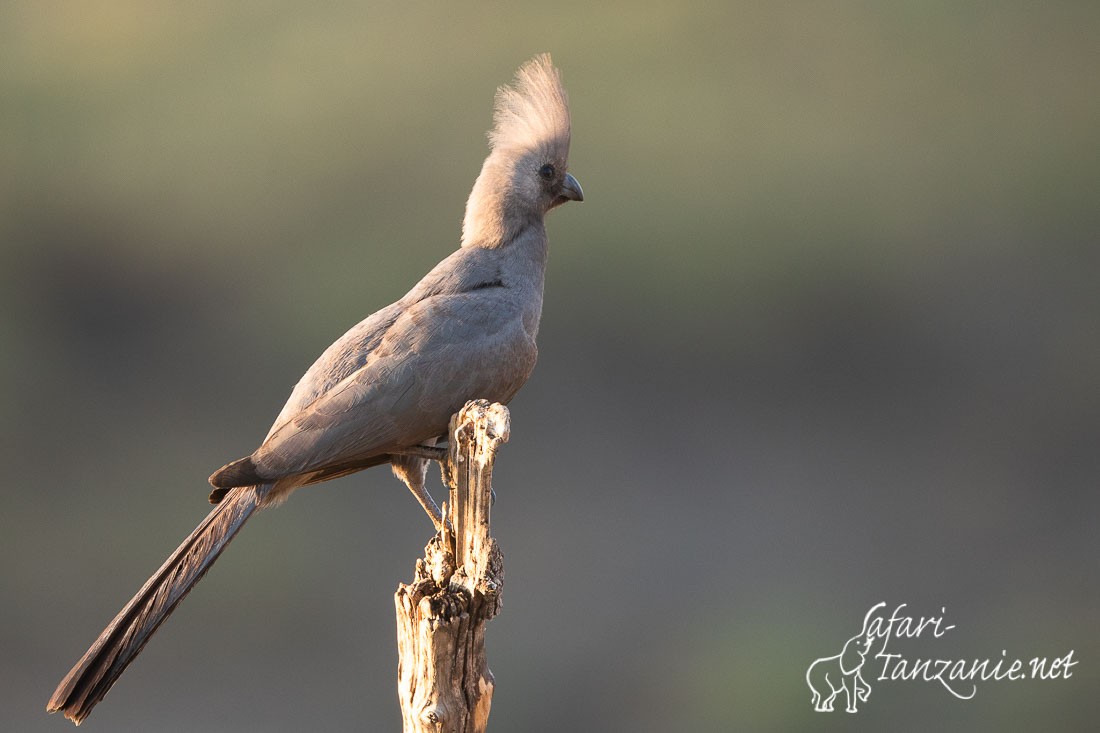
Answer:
xmin=4 ymin=2 xmax=1098 ymax=731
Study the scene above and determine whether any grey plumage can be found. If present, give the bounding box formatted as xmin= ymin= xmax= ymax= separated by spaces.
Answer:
xmin=48 ymin=53 xmax=581 ymax=725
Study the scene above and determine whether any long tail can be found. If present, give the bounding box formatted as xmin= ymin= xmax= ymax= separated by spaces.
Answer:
xmin=47 ymin=484 xmax=267 ymax=725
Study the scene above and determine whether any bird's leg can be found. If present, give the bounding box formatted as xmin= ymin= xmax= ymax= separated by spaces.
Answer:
xmin=406 ymin=471 xmax=445 ymax=529
xmin=392 ymin=455 xmax=442 ymax=529
xmin=391 ymin=438 xmax=449 ymax=530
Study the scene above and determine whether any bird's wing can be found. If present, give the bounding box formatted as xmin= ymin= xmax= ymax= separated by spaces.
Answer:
xmin=263 ymin=247 xmax=498 ymax=440
xmin=251 ymin=285 xmax=535 ymax=480
xmin=263 ymin=301 xmax=404 ymax=441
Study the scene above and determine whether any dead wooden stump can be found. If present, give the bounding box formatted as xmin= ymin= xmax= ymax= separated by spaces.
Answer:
xmin=394 ymin=400 xmax=508 ymax=733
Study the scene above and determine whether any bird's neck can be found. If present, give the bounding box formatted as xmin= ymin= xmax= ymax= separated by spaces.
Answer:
xmin=498 ymin=223 xmax=549 ymax=339
xmin=462 ymin=157 xmax=536 ymax=249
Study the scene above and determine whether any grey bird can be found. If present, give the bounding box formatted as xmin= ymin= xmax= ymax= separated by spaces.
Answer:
xmin=48 ymin=53 xmax=581 ymax=725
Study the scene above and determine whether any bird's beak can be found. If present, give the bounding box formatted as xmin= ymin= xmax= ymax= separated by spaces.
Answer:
xmin=559 ymin=172 xmax=584 ymax=202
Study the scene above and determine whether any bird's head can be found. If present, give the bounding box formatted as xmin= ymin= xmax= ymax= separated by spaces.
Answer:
xmin=462 ymin=54 xmax=583 ymax=248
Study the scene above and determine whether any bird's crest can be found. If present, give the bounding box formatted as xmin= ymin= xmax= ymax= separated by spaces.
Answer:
xmin=488 ymin=53 xmax=571 ymax=157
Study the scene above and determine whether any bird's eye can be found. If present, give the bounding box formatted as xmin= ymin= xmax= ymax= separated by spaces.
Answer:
xmin=538 ymin=163 xmax=555 ymax=180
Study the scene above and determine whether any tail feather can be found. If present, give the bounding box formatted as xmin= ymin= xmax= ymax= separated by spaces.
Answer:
xmin=47 ymin=485 xmax=266 ymax=725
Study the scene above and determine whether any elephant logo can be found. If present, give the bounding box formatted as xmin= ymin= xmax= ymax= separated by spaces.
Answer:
xmin=806 ymin=606 xmax=878 ymax=713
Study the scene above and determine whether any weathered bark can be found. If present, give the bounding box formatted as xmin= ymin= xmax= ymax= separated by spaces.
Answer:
xmin=395 ymin=400 xmax=508 ymax=733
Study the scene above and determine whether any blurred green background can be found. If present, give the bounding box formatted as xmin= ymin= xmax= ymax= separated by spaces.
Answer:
xmin=4 ymin=2 xmax=1098 ymax=731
